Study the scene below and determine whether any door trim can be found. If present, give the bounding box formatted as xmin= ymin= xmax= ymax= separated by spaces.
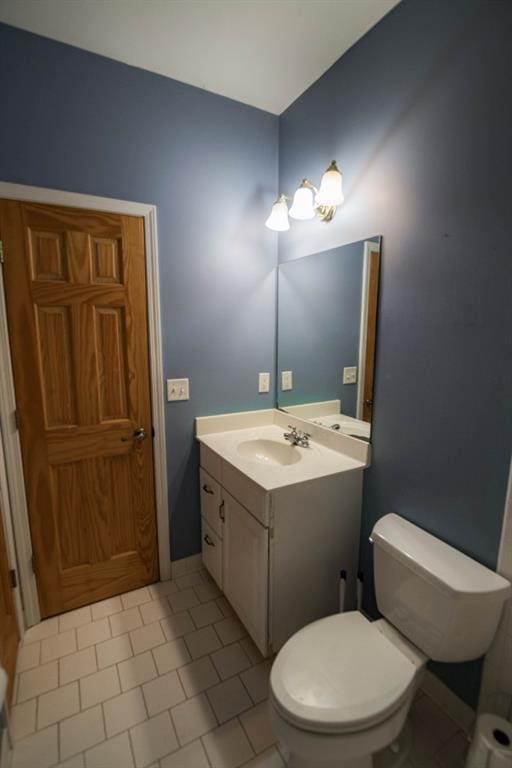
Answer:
xmin=0 ymin=182 xmax=171 ymax=626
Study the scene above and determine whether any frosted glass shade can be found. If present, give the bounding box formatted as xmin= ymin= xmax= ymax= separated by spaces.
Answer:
xmin=315 ymin=161 xmax=344 ymax=207
xmin=289 ymin=183 xmax=315 ymax=220
xmin=265 ymin=196 xmax=290 ymax=231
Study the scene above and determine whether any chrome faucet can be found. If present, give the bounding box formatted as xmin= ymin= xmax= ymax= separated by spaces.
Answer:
xmin=284 ymin=425 xmax=311 ymax=448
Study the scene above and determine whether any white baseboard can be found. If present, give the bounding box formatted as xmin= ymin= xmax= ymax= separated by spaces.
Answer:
xmin=171 ymin=554 xmax=203 ymax=578
xmin=421 ymin=670 xmax=476 ymax=733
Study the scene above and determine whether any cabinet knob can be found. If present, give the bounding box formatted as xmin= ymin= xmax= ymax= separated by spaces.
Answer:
xmin=219 ymin=500 xmax=225 ymax=522
xmin=202 ymin=484 xmax=214 ymax=495
xmin=203 ymin=534 xmax=215 ymax=547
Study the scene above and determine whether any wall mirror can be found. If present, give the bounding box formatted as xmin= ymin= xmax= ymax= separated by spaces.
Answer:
xmin=277 ymin=236 xmax=381 ymax=441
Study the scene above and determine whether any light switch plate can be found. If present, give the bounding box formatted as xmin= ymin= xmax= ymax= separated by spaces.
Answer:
xmin=343 ymin=367 xmax=357 ymax=385
xmin=281 ymin=371 xmax=293 ymax=391
xmin=258 ymin=372 xmax=270 ymax=393
xmin=167 ymin=378 xmax=190 ymax=401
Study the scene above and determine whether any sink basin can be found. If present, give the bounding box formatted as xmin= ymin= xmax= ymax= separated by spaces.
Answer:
xmin=237 ymin=439 xmax=302 ymax=466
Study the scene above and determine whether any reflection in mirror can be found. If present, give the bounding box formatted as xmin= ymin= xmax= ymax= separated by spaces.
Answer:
xmin=277 ymin=237 xmax=381 ymax=441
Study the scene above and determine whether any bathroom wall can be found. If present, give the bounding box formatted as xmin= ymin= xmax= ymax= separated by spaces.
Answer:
xmin=0 ymin=23 xmax=279 ymax=561
xmin=278 ymin=0 xmax=512 ymax=707
xmin=278 ymin=241 xmax=364 ymax=416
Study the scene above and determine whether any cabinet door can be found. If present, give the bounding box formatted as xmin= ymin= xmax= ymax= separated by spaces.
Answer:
xmin=201 ymin=518 xmax=223 ymax=589
xmin=223 ymin=492 xmax=268 ymax=654
xmin=199 ymin=468 xmax=223 ymax=538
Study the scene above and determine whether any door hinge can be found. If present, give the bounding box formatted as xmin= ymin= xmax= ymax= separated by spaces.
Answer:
xmin=9 ymin=568 xmax=17 ymax=589
xmin=0 ymin=240 xmax=4 ymax=265
xmin=13 ymin=409 xmax=20 ymax=430
xmin=151 ymin=426 xmax=155 ymax=438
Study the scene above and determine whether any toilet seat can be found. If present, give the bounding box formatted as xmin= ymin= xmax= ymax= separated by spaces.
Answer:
xmin=270 ymin=612 xmax=420 ymax=736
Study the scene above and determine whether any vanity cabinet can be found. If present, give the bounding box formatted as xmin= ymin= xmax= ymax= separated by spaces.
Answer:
xmin=199 ymin=442 xmax=362 ymax=657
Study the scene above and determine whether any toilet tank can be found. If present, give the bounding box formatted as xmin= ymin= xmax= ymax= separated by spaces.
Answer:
xmin=371 ymin=514 xmax=511 ymax=662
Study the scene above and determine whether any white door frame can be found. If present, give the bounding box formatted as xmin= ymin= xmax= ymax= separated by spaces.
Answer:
xmin=0 ymin=181 xmax=171 ymax=627
xmin=356 ymin=240 xmax=380 ymax=420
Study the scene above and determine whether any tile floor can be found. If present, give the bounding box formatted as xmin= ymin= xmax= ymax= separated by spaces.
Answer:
xmin=8 ymin=569 xmax=470 ymax=768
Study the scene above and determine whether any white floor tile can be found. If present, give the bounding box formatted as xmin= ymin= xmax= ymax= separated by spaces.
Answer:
xmin=11 ymin=724 xmax=58 ymax=768
xmin=149 ymin=580 xmax=179 ymax=600
xmin=160 ymin=739 xmax=210 ymax=768
xmin=176 ymin=572 xmax=204 ymax=590
xmin=130 ymin=711 xmax=179 ymax=767
xmin=109 ymin=606 xmax=143 ymax=637
xmin=240 ymin=660 xmax=272 ymax=704
xmin=202 ymin=718 xmax=254 ymax=768
xmin=59 ymin=606 xmax=92 ymax=632
xmin=23 ymin=617 xmax=59 ymax=645
xmin=41 ymin=628 xmax=77 ymax=663
xmin=80 ymin=665 xmax=121 ymax=709
xmin=91 ymin=596 xmax=123 ymax=622
xmin=243 ymin=746 xmax=285 ymax=768
xmin=140 ymin=596 xmax=173 ymax=625
xmin=85 ymin=731 xmax=134 ymax=768
xmin=96 ymin=634 xmax=132 ymax=669
xmin=184 ymin=625 xmax=222 ymax=659
xmin=153 ymin=638 xmax=191 ymax=675
xmin=177 ymin=656 xmax=220 ymax=697
xmin=169 ymin=588 xmax=200 ymax=613
xmin=215 ymin=617 xmax=247 ymax=645
xmin=211 ymin=642 xmax=251 ymax=680
xmin=207 ymin=677 xmax=253 ymax=724
xmin=121 ymin=586 xmax=152 ymax=610
xmin=17 ymin=661 xmax=58 ymax=702
xmin=16 ymin=641 xmax=41 ymax=673
xmin=143 ymin=670 xmax=186 ymax=716
xmin=194 ymin=582 xmax=221 ymax=603
xmin=171 ymin=693 xmax=217 ymax=745
xmin=160 ymin=611 xmax=195 ymax=642
xmin=9 ymin=698 xmax=37 ymax=741
xmin=55 ymin=755 xmax=85 ymax=768
xmin=60 ymin=706 xmax=105 ymax=761
xmin=190 ymin=600 xmax=223 ymax=629
xmin=239 ymin=637 xmax=264 ymax=666
xmin=240 ymin=702 xmax=276 ymax=754
xmin=60 ymin=646 xmax=97 ymax=685
xmin=118 ymin=651 xmax=158 ymax=691
xmin=77 ymin=617 xmax=111 ymax=649
xmin=38 ymin=682 xmax=80 ymax=729
xmin=130 ymin=620 xmax=166 ymax=654
xmin=216 ymin=596 xmax=234 ymax=618
xmin=103 ymin=686 xmax=147 ymax=738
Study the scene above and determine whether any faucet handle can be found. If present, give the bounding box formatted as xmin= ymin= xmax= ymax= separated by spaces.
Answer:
xmin=287 ymin=425 xmax=298 ymax=433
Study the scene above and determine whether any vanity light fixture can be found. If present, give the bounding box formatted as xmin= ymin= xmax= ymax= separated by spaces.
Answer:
xmin=266 ymin=160 xmax=344 ymax=232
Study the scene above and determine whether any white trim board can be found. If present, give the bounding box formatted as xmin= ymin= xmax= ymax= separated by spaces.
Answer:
xmin=0 ymin=181 xmax=171 ymax=626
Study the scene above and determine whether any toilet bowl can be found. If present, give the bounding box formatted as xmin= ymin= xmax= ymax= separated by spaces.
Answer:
xmin=270 ymin=514 xmax=511 ymax=768
xmin=270 ymin=612 xmax=426 ymax=768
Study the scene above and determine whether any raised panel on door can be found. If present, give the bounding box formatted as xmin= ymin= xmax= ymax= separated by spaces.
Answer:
xmin=0 ymin=199 xmax=158 ymax=616
xmin=222 ymin=492 xmax=268 ymax=654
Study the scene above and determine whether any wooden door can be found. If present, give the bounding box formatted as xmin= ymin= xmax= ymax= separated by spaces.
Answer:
xmin=222 ymin=492 xmax=268 ymax=654
xmin=0 ymin=200 xmax=158 ymax=618
xmin=362 ymin=248 xmax=380 ymax=423
xmin=0 ymin=497 xmax=19 ymax=707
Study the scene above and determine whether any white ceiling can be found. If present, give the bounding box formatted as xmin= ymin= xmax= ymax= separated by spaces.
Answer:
xmin=0 ymin=0 xmax=400 ymax=114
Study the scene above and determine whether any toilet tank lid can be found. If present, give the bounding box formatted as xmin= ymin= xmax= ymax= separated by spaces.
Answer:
xmin=371 ymin=514 xmax=511 ymax=598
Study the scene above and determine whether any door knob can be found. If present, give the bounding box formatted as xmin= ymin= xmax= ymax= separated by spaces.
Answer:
xmin=133 ymin=427 xmax=147 ymax=442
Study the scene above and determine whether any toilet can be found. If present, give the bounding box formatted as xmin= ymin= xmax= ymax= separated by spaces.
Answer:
xmin=270 ymin=513 xmax=511 ymax=768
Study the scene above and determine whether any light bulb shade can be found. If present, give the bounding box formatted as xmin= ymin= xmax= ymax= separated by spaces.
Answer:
xmin=289 ymin=183 xmax=315 ymax=220
xmin=315 ymin=161 xmax=344 ymax=207
xmin=265 ymin=196 xmax=290 ymax=231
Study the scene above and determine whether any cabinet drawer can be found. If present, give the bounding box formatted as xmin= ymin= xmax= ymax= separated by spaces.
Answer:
xmin=199 ymin=468 xmax=223 ymax=538
xmin=200 ymin=444 xmax=222 ymax=482
xmin=201 ymin=518 xmax=222 ymax=589
xmin=222 ymin=462 xmax=269 ymax=527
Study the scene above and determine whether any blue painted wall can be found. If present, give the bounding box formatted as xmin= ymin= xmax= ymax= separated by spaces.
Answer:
xmin=278 ymin=0 xmax=512 ymax=706
xmin=0 ymin=22 xmax=279 ymax=561
xmin=277 ymin=241 xmax=366 ymax=416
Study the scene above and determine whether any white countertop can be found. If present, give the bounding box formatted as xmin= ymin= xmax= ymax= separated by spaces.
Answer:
xmin=196 ymin=421 xmax=366 ymax=491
